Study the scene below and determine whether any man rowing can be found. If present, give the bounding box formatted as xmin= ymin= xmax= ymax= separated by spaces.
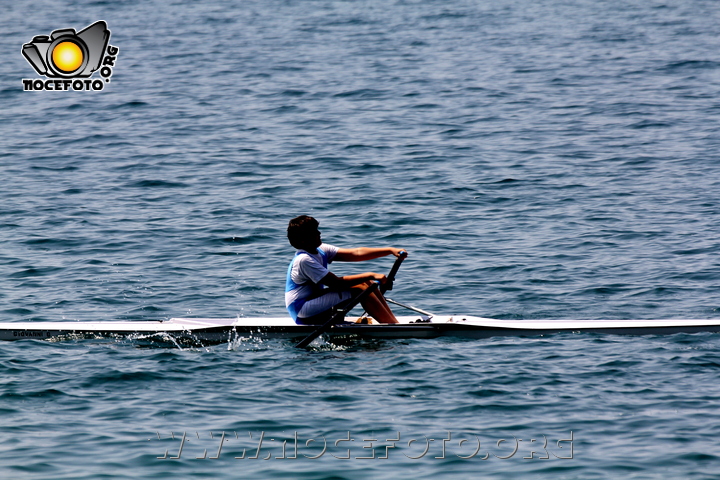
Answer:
xmin=285 ymin=215 xmax=407 ymax=325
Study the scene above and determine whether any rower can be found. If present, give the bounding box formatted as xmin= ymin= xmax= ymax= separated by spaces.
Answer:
xmin=285 ymin=215 xmax=406 ymax=325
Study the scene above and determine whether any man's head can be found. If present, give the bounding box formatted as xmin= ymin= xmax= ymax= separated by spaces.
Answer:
xmin=287 ymin=215 xmax=321 ymax=250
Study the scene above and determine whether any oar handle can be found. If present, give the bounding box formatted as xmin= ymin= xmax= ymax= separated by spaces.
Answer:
xmin=381 ymin=250 xmax=407 ymax=294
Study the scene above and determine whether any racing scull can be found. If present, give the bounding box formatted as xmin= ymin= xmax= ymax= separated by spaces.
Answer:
xmin=2 ymin=315 xmax=720 ymax=344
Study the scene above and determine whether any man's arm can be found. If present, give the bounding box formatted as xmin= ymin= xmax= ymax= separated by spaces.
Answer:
xmin=319 ymin=271 xmax=387 ymax=291
xmin=334 ymin=247 xmax=406 ymax=262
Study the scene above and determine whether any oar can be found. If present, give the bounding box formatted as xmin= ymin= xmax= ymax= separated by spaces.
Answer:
xmin=294 ymin=281 xmax=380 ymax=349
xmin=380 ymin=250 xmax=407 ymax=295
xmin=295 ymin=251 xmax=408 ymax=349
xmin=385 ymin=298 xmax=434 ymax=318
xmin=355 ymin=249 xmax=407 ymax=320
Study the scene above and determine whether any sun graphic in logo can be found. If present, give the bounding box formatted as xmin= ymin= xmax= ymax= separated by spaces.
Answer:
xmin=51 ymin=41 xmax=84 ymax=73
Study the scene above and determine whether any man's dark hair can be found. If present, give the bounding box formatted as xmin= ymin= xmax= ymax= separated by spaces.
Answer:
xmin=287 ymin=215 xmax=319 ymax=249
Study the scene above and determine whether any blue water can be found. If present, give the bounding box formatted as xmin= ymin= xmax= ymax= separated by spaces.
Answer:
xmin=2 ymin=0 xmax=720 ymax=478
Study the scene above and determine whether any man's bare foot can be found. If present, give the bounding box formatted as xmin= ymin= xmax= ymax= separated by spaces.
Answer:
xmin=354 ymin=317 xmax=379 ymax=324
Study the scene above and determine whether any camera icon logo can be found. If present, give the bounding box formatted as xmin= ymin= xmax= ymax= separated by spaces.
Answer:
xmin=22 ymin=21 xmax=110 ymax=78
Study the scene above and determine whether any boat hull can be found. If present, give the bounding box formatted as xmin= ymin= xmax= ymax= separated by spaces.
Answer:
xmin=2 ymin=316 xmax=720 ymax=344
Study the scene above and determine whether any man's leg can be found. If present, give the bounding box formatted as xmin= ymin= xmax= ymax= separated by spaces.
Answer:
xmin=352 ymin=281 xmax=398 ymax=324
